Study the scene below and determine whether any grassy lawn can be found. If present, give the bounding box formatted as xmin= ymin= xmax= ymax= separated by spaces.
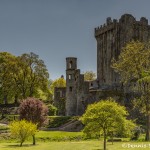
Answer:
xmin=1 ymin=141 xmax=150 ymax=150
xmin=0 ymin=130 xmax=149 ymax=150
xmin=35 ymin=131 xmax=83 ymax=141
xmin=36 ymin=131 xmax=83 ymax=138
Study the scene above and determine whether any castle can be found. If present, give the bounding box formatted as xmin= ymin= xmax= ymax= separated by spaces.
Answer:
xmin=54 ymin=14 xmax=150 ymax=116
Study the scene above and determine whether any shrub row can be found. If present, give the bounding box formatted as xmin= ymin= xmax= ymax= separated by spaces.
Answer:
xmin=47 ymin=116 xmax=73 ymax=128
xmin=37 ymin=135 xmax=84 ymax=142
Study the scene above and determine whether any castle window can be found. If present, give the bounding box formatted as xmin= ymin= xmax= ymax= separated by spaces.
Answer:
xmin=91 ymin=83 xmax=93 ymax=86
xmin=69 ymin=87 xmax=72 ymax=92
xmin=69 ymin=61 xmax=73 ymax=69
xmin=69 ymin=74 xmax=72 ymax=80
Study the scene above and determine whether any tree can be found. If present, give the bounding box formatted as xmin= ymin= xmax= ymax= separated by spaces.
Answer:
xmin=9 ymin=120 xmax=37 ymax=146
xmin=134 ymin=71 xmax=150 ymax=141
xmin=0 ymin=52 xmax=50 ymax=104
xmin=80 ymin=98 xmax=135 ymax=150
xmin=15 ymin=52 xmax=49 ymax=99
xmin=19 ymin=97 xmax=48 ymax=145
xmin=112 ymin=41 xmax=150 ymax=140
xmin=0 ymin=52 xmax=17 ymax=104
xmin=84 ymin=71 xmax=96 ymax=81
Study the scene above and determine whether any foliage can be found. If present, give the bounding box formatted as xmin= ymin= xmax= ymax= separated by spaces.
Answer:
xmin=0 ymin=52 xmax=17 ymax=104
xmin=47 ymin=116 xmax=72 ymax=128
xmin=112 ymin=41 xmax=150 ymax=83
xmin=15 ymin=52 xmax=49 ymax=99
xmin=19 ymin=97 xmax=48 ymax=145
xmin=9 ymin=120 xmax=37 ymax=146
xmin=80 ymin=98 xmax=135 ymax=150
xmin=47 ymin=104 xmax=57 ymax=116
xmin=50 ymin=77 xmax=66 ymax=94
xmin=49 ymin=77 xmax=66 ymax=109
xmin=0 ymin=52 xmax=50 ymax=104
xmin=84 ymin=71 xmax=96 ymax=81
xmin=19 ymin=97 xmax=48 ymax=128
xmin=5 ymin=115 xmax=19 ymax=122
xmin=112 ymin=40 xmax=150 ymax=141
xmin=36 ymin=131 xmax=83 ymax=142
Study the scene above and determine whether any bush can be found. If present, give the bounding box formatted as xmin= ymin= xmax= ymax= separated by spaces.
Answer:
xmin=47 ymin=116 xmax=72 ymax=128
xmin=9 ymin=120 xmax=37 ymax=146
xmin=36 ymin=131 xmax=84 ymax=142
xmin=131 ymin=126 xmax=142 ymax=141
xmin=19 ymin=97 xmax=48 ymax=128
xmin=19 ymin=97 xmax=49 ymax=145
xmin=47 ymin=104 xmax=57 ymax=116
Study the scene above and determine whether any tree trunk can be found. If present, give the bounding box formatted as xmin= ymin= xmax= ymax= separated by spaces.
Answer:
xmin=20 ymin=142 xmax=23 ymax=147
xmin=111 ymin=132 xmax=114 ymax=145
xmin=4 ymin=95 xmax=8 ymax=104
xmin=14 ymin=95 xmax=18 ymax=104
xmin=145 ymin=114 xmax=150 ymax=141
xmin=103 ymin=129 xmax=107 ymax=150
xmin=32 ymin=134 xmax=36 ymax=145
xmin=1 ymin=109 xmax=4 ymax=118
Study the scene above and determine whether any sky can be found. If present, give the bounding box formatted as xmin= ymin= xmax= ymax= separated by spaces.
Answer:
xmin=0 ymin=0 xmax=150 ymax=80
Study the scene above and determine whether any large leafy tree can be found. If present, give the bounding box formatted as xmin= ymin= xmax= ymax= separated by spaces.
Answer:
xmin=0 ymin=52 xmax=17 ymax=104
xmin=0 ymin=52 xmax=50 ymax=104
xmin=112 ymin=41 xmax=150 ymax=140
xmin=80 ymin=98 xmax=135 ymax=150
xmin=14 ymin=52 xmax=49 ymax=99
xmin=19 ymin=97 xmax=48 ymax=145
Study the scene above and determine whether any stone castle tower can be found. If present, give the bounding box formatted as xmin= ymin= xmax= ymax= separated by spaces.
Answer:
xmin=54 ymin=14 xmax=150 ymax=116
xmin=95 ymin=14 xmax=150 ymax=88
xmin=66 ymin=57 xmax=89 ymax=116
xmin=66 ymin=57 xmax=77 ymax=116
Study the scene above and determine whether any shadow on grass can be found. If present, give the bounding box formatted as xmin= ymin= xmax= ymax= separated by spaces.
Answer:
xmin=92 ymin=149 xmax=102 ymax=150
xmin=92 ymin=146 xmax=103 ymax=150
xmin=3 ymin=143 xmax=38 ymax=148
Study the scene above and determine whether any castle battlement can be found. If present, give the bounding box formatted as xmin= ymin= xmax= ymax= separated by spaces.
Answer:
xmin=95 ymin=14 xmax=150 ymax=87
xmin=95 ymin=17 xmax=118 ymax=36
xmin=95 ymin=14 xmax=150 ymax=38
xmin=57 ymin=14 xmax=150 ymax=117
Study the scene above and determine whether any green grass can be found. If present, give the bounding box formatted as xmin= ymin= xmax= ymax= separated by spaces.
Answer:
xmin=36 ymin=131 xmax=84 ymax=141
xmin=0 ymin=130 xmax=84 ymax=142
xmin=0 ymin=130 xmax=148 ymax=149
xmin=0 ymin=130 xmax=150 ymax=150
xmin=1 ymin=140 xmax=150 ymax=150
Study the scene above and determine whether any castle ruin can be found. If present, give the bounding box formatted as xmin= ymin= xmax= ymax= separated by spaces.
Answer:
xmin=54 ymin=14 xmax=150 ymax=116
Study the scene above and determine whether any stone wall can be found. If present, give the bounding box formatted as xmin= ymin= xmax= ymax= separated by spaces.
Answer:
xmin=64 ymin=14 xmax=150 ymax=116
xmin=95 ymin=14 xmax=150 ymax=88
xmin=54 ymin=87 xmax=66 ymax=115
